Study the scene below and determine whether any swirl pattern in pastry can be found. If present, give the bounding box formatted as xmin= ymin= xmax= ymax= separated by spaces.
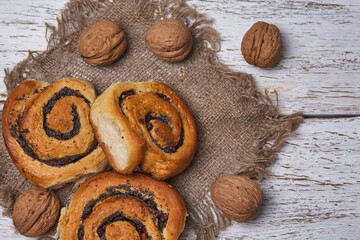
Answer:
xmin=2 ymin=78 xmax=107 ymax=188
xmin=57 ymin=172 xmax=186 ymax=240
xmin=90 ymin=82 xmax=197 ymax=180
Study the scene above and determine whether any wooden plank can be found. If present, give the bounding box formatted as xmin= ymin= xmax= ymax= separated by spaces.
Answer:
xmin=188 ymin=0 xmax=360 ymax=115
xmin=0 ymin=0 xmax=360 ymax=115
xmin=216 ymin=117 xmax=360 ymax=239
xmin=0 ymin=0 xmax=66 ymax=67
xmin=1 ymin=117 xmax=359 ymax=239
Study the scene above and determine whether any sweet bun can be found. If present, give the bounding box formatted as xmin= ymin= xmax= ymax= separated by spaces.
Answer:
xmin=57 ymin=172 xmax=187 ymax=240
xmin=2 ymin=78 xmax=108 ymax=188
xmin=90 ymin=81 xmax=197 ymax=179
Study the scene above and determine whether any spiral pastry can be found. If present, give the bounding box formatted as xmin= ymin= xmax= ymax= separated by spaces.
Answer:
xmin=90 ymin=82 xmax=197 ymax=180
xmin=57 ymin=172 xmax=186 ymax=240
xmin=2 ymin=78 xmax=107 ymax=188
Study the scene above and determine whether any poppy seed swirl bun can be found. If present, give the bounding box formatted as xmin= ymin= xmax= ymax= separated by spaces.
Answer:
xmin=2 ymin=78 xmax=107 ymax=188
xmin=57 ymin=172 xmax=187 ymax=240
xmin=90 ymin=82 xmax=197 ymax=180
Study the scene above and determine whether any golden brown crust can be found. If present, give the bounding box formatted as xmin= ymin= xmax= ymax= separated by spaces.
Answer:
xmin=78 ymin=20 xmax=127 ymax=66
xmin=57 ymin=172 xmax=186 ymax=240
xmin=2 ymin=78 xmax=108 ymax=188
xmin=241 ymin=21 xmax=282 ymax=68
xmin=145 ymin=19 xmax=193 ymax=62
xmin=90 ymin=82 xmax=197 ymax=180
xmin=90 ymin=84 xmax=146 ymax=174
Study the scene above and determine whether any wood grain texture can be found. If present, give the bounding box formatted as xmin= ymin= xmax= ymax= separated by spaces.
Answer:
xmin=0 ymin=0 xmax=360 ymax=239
xmin=217 ymin=117 xmax=360 ymax=239
xmin=189 ymin=0 xmax=360 ymax=115
xmin=0 ymin=0 xmax=65 ymax=68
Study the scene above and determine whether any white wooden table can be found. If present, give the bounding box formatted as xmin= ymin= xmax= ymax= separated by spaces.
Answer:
xmin=0 ymin=0 xmax=359 ymax=239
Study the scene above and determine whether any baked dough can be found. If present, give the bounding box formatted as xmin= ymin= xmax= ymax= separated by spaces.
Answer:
xmin=90 ymin=82 xmax=197 ymax=179
xmin=2 ymin=78 xmax=107 ymax=188
xmin=57 ymin=172 xmax=187 ymax=240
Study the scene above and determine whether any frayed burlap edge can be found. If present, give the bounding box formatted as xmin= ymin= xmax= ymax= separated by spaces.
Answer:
xmin=2 ymin=0 xmax=303 ymax=239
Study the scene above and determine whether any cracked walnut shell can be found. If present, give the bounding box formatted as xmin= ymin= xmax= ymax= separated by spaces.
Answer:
xmin=210 ymin=175 xmax=263 ymax=222
xmin=12 ymin=187 xmax=60 ymax=237
xmin=145 ymin=19 xmax=193 ymax=62
xmin=78 ymin=20 xmax=127 ymax=66
xmin=241 ymin=21 xmax=282 ymax=68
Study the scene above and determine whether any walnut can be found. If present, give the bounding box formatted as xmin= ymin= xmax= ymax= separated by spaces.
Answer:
xmin=78 ymin=20 xmax=127 ymax=66
xmin=210 ymin=175 xmax=263 ymax=222
xmin=241 ymin=21 xmax=282 ymax=68
xmin=145 ymin=19 xmax=193 ymax=62
xmin=12 ymin=187 xmax=60 ymax=237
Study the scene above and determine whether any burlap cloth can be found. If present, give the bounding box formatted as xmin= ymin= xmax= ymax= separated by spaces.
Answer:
xmin=0 ymin=0 xmax=302 ymax=239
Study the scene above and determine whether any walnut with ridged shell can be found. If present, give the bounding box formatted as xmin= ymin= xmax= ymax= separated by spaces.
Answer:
xmin=145 ymin=19 xmax=193 ymax=62
xmin=210 ymin=175 xmax=263 ymax=222
xmin=78 ymin=20 xmax=127 ymax=66
xmin=241 ymin=21 xmax=282 ymax=68
xmin=12 ymin=187 xmax=60 ymax=237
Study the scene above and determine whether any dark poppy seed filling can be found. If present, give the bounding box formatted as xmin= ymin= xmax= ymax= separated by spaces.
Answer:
xmin=144 ymin=112 xmax=184 ymax=153
xmin=43 ymin=87 xmax=91 ymax=140
xmin=43 ymin=104 xmax=81 ymax=140
xmin=77 ymin=224 xmax=84 ymax=240
xmin=11 ymin=87 xmax=98 ymax=166
xmin=78 ymin=184 xmax=168 ymax=239
xmin=156 ymin=93 xmax=171 ymax=102
xmin=119 ymin=90 xmax=136 ymax=106
xmin=96 ymin=211 xmax=150 ymax=240
xmin=119 ymin=90 xmax=184 ymax=153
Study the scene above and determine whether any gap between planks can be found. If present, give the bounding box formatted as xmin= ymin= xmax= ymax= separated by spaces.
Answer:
xmin=302 ymin=114 xmax=360 ymax=119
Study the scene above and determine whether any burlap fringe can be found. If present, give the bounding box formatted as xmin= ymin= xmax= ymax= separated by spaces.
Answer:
xmin=2 ymin=0 xmax=303 ymax=239
xmin=186 ymin=196 xmax=232 ymax=239
xmin=0 ymin=187 xmax=14 ymax=218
